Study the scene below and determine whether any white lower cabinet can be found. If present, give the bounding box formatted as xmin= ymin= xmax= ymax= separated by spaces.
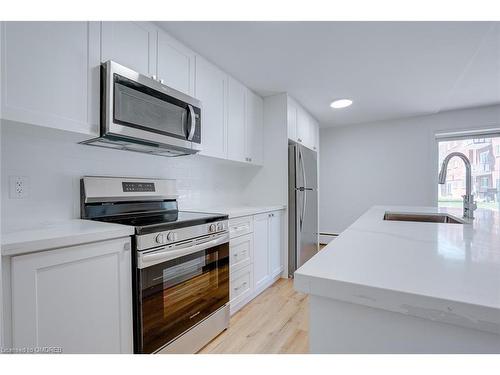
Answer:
xmin=10 ymin=237 xmax=133 ymax=353
xmin=229 ymin=233 xmax=253 ymax=272
xmin=253 ymin=213 xmax=271 ymax=291
xmin=253 ymin=211 xmax=284 ymax=294
xmin=229 ymin=210 xmax=284 ymax=315
xmin=269 ymin=210 xmax=284 ymax=277
xmin=229 ymin=265 xmax=254 ymax=315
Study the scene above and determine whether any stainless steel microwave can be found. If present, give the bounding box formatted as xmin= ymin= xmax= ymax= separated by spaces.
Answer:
xmin=81 ymin=61 xmax=202 ymax=157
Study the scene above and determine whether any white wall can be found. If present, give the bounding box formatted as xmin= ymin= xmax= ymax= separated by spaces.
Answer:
xmin=319 ymin=104 xmax=500 ymax=234
xmin=1 ymin=120 xmax=261 ymax=233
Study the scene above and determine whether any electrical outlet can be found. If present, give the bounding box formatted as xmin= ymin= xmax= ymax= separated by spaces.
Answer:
xmin=9 ymin=176 xmax=29 ymax=199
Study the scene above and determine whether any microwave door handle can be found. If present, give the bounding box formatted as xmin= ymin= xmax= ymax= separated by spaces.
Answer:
xmin=138 ymin=233 xmax=228 ymax=269
xmin=187 ymin=104 xmax=196 ymax=141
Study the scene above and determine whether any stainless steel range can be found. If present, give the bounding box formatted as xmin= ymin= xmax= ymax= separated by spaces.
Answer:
xmin=81 ymin=176 xmax=229 ymax=354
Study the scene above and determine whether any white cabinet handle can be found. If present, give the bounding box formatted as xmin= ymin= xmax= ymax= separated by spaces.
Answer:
xmin=234 ymin=281 xmax=248 ymax=292
xmin=232 ymin=225 xmax=249 ymax=232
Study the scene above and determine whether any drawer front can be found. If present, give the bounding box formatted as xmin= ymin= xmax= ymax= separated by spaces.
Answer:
xmin=229 ymin=216 xmax=253 ymax=239
xmin=230 ymin=264 xmax=253 ymax=302
xmin=230 ymin=233 xmax=253 ymax=272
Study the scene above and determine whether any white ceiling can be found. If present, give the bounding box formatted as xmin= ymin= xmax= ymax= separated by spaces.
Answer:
xmin=158 ymin=22 xmax=500 ymax=127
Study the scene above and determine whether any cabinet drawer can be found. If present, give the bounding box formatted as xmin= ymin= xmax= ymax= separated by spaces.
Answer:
xmin=230 ymin=264 xmax=253 ymax=302
xmin=229 ymin=216 xmax=253 ymax=239
xmin=230 ymin=233 xmax=253 ymax=272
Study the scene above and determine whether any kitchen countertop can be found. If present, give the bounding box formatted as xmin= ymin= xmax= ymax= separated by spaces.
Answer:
xmin=294 ymin=205 xmax=500 ymax=335
xmin=1 ymin=220 xmax=134 ymax=256
xmin=191 ymin=205 xmax=286 ymax=218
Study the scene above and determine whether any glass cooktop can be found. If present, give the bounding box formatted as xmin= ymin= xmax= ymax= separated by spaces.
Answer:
xmin=96 ymin=211 xmax=227 ymax=234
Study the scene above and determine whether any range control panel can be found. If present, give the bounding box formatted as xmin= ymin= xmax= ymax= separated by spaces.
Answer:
xmin=122 ymin=182 xmax=156 ymax=192
xmin=136 ymin=220 xmax=228 ymax=251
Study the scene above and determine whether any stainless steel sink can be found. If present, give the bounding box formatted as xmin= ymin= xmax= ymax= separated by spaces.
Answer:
xmin=383 ymin=212 xmax=464 ymax=224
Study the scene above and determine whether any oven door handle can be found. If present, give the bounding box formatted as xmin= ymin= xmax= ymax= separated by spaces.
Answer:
xmin=138 ymin=233 xmax=229 ymax=269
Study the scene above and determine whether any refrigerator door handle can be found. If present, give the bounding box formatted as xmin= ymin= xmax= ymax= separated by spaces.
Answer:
xmin=298 ymin=148 xmax=307 ymax=230
xmin=300 ymin=190 xmax=307 ymax=231
xmin=299 ymin=147 xmax=307 ymax=190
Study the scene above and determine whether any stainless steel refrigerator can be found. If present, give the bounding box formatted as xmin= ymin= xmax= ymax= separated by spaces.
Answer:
xmin=288 ymin=143 xmax=319 ymax=277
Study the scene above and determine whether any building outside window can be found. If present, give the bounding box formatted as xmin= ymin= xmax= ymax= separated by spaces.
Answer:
xmin=438 ymin=135 xmax=500 ymax=212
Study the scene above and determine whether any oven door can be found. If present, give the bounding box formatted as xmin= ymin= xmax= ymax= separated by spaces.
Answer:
xmin=102 ymin=60 xmax=202 ymax=153
xmin=136 ymin=232 xmax=229 ymax=354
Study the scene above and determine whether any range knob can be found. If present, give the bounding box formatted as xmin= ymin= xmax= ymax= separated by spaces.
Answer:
xmin=217 ymin=222 xmax=223 ymax=231
xmin=155 ymin=233 xmax=167 ymax=244
xmin=209 ymin=224 xmax=216 ymax=233
xmin=167 ymin=232 xmax=177 ymax=242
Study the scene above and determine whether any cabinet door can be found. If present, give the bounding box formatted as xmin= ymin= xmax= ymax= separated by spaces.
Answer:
xmin=229 ymin=264 xmax=254 ymax=315
xmin=101 ymin=21 xmax=156 ymax=77
xmin=195 ymin=56 xmax=227 ymax=159
xmin=1 ymin=22 xmax=100 ymax=135
xmin=253 ymin=213 xmax=270 ymax=291
xmin=230 ymin=233 xmax=253 ymax=272
xmin=227 ymin=77 xmax=247 ymax=162
xmin=287 ymin=98 xmax=298 ymax=142
xmin=11 ymin=238 xmax=133 ymax=353
xmin=296 ymin=106 xmax=311 ymax=147
xmin=269 ymin=211 xmax=283 ymax=277
xmin=311 ymin=118 xmax=319 ymax=152
xmin=245 ymin=89 xmax=264 ymax=165
xmin=157 ymin=30 xmax=195 ymax=95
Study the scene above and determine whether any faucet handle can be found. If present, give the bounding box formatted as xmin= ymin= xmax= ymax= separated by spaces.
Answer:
xmin=462 ymin=194 xmax=477 ymax=219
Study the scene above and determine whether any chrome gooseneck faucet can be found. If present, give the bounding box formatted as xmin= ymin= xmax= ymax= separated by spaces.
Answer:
xmin=438 ymin=152 xmax=477 ymax=220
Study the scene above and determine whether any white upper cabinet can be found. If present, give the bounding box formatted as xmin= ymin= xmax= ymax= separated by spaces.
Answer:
xmin=195 ymin=56 xmax=227 ymax=159
xmin=101 ymin=22 xmax=156 ymax=77
xmin=1 ymin=21 xmax=266 ymax=163
xmin=245 ymin=89 xmax=264 ymax=165
xmin=287 ymin=98 xmax=298 ymax=143
xmin=287 ymin=96 xmax=319 ymax=152
xmin=296 ymin=106 xmax=312 ymax=147
xmin=157 ymin=30 xmax=195 ymax=95
xmin=1 ymin=22 xmax=100 ymax=135
xmin=311 ymin=117 xmax=319 ymax=152
xmin=227 ymin=77 xmax=247 ymax=163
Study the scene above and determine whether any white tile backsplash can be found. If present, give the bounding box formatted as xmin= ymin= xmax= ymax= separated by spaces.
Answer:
xmin=1 ymin=121 xmax=259 ymax=232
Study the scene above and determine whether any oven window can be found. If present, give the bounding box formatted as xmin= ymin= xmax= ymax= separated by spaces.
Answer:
xmin=139 ymin=243 xmax=229 ymax=353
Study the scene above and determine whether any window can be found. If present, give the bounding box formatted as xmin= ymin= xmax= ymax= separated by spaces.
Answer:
xmin=480 ymin=176 xmax=489 ymax=188
xmin=438 ymin=135 xmax=500 ymax=212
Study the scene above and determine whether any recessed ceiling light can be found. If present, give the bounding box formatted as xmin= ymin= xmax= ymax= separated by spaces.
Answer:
xmin=330 ymin=99 xmax=353 ymax=109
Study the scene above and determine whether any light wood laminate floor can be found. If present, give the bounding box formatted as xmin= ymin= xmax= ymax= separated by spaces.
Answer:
xmin=198 ymin=278 xmax=309 ymax=354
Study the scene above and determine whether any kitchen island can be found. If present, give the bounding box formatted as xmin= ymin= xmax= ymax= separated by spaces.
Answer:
xmin=294 ymin=206 xmax=500 ymax=353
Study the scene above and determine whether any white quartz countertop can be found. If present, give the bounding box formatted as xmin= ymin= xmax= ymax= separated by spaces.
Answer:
xmin=294 ymin=205 xmax=500 ymax=335
xmin=190 ymin=205 xmax=286 ymax=218
xmin=1 ymin=219 xmax=134 ymax=256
